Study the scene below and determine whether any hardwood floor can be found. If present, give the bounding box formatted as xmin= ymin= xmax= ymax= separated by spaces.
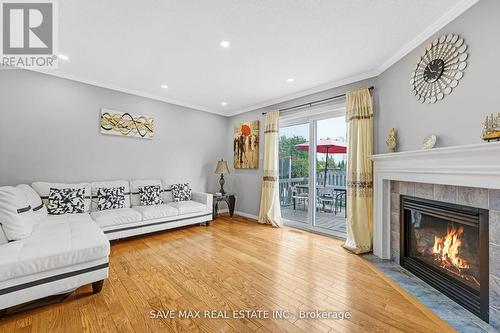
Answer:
xmin=0 ymin=215 xmax=455 ymax=333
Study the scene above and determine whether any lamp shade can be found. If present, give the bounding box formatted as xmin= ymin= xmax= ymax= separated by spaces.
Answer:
xmin=214 ymin=160 xmax=230 ymax=175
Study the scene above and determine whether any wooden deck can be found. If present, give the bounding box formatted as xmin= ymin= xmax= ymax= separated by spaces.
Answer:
xmin=281 ymin=206 xmax=347 ymax=238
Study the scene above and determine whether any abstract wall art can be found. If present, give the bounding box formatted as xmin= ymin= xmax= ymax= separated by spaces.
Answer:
xmin=233 ymin=120 xmax=259 ymax=169
xmin=100 ymin=108 xmax=154 ymax=139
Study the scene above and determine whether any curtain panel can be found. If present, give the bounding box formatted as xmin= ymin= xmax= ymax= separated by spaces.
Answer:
xmin=343 ymin=88 xmax=374 ymax=254
xmin=258 ymin=110 xmax=282 ymax=227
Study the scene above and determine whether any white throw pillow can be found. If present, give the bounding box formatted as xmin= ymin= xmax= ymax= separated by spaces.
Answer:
xmin=16 ymin=184 xmax=48 ymax=221
xmin=0 ymin=225 xmax=8 ymax=244
xmin=0 ymin=186 xmax=37 ymax=241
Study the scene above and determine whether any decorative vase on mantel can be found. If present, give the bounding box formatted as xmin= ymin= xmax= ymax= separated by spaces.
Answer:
xmin=386 ymin=128 xmax=397 ymax=153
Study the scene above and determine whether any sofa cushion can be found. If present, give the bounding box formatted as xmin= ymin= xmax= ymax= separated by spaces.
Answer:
xmin=130 ymin=179 xmax=162 ymax=206
xmin=96 ymin=186 xmax=125 ymax=211
xmin=90 ymin=208 xmax=142 ymax=228
xmin=0 ymin=214 xmax=110 ymax=282
xmin=168 ymin=200 xmax=206 ymax=215
xmin=32 ymin=182 xmax=91 ymax=213
xmin=16 ymin=184 xmax=47 ymax=221
xmin=90 ymin=180 xmax=130 ymax=211
xmin=0 ymin=186 xmax=37 ymax=241
xmin=133 ymin=204 xmax=178 ymax=220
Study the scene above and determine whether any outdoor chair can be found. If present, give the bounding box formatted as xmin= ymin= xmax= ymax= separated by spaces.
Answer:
xmin=334 ymin=190 xmax=346 ymax=217
xmin=317 ymin=187 xmax=335 ymax=212
xmin=291 ymin=186 xmax=308 ymax=210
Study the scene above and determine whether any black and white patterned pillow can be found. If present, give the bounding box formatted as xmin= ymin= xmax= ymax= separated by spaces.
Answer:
xmin=171 ymin=183 xmax=191 ymax=202
xmin=97 ymin=186 xmax=125 ymax=211
xmin=47 ymin=188 xmax=85 ymax=215
xmin=139 ymin=185 xmax=163 ymax=206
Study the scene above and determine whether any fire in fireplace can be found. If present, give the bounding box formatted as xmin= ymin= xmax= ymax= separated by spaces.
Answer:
xmin=432 ymin=222 xmax=479 ymax=286
xmin=400 ymin=196 xmax=489 ymax=321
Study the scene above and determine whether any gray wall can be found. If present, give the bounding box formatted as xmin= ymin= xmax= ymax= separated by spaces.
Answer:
xmin=1 ymin=0 xmax=494 ymax=217
xmin=225 ymin=78 xmax=377 ymax=217
xmin=225 ymin=0 xmax=499 ymax=217
xmin=0 ymin=70 xmax=227 ymax=192
xmin=376 ymin=0 xmax=500 ymax=152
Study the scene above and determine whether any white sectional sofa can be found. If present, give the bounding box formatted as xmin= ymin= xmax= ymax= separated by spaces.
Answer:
xmin=0 ymin=178 xmax=212 ymax=315
xmin=0 ymin=214 xmax=110 ymax=312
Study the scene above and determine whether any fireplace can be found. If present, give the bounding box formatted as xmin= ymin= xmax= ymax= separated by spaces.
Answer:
xmin=400 ymin=196 xmax=489 ymax=321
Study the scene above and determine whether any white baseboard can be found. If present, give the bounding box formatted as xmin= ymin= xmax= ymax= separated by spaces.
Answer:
xmin=216 ymin=209 xmax=259 ymax=221
xmin=235 ymin=211 xmax=259 ymax=221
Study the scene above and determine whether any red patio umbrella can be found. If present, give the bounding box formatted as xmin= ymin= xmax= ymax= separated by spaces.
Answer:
xmin=295 ymin=138 xmax=347 ymax=185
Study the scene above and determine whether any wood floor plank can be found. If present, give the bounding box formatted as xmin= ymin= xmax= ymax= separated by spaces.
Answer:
xmin=0 ymin=215 xmax=455 ymax=332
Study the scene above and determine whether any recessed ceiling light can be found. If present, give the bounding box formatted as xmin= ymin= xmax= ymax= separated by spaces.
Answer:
xmin=58 ymin=54 xmax=69 ymax=61
xmin=160 ymin=84 xmax=168 ymax=89
xmin=220 ymin=40 xmax=230 ymax=48
xmin=221 ymin=102 xmax=228 ymax=106
xmin=287 ymin=78 xmax=295 ymax=83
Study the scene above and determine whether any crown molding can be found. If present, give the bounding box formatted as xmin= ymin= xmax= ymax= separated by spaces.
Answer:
xmin=227 ymin=0 xmax=479 ymax=117
xmin=375 ymin=0 xmax=479 ymax=74
xmin=225 ymin=70 xmax=379 ymax=117
xmin=25 ymin=0 xmax=478 ymax=118
xmin=27 ymin=69 xmax=226 ymax=116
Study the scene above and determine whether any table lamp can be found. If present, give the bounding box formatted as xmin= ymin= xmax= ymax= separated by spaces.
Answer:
xmin=214 ymin=159 xmax=230 ymax=195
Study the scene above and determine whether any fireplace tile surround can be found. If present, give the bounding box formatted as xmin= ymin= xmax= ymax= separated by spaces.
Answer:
xmin=371 ymin=142 xmax=500 ymax=330
xmin=390 ymin=181 xmax=499 ymax=326
xmin=364 ymin=255 xmax=497 ymax=332
xmin=389 ymin=182 xmax=499 ymax=265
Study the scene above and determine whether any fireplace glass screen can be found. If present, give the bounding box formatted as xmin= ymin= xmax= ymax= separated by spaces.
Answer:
xmin=408 ymin=211 xmax=480 ymax=290
xmin=400 ymin=196 xmax=489 ymax=321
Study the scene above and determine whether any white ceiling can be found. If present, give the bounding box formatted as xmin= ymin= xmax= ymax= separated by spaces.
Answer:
xmin=39 ymin=0 xmax=477 ymax=116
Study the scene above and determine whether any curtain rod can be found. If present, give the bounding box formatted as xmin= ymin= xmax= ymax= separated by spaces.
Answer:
xmin=261 ymin=86 xmax=374 ymax=115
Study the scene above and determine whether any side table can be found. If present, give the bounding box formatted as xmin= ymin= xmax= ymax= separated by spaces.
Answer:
xmin=212 ymin=193 xmax=236 ymax=220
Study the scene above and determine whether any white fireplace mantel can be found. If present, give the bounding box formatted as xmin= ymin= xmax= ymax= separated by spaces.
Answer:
xmin=370 ymin=141 xmax=500 ymax=259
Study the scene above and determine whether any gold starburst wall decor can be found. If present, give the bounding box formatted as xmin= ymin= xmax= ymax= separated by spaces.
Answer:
xmin=410 ymin=34 xmax=468 ymax=104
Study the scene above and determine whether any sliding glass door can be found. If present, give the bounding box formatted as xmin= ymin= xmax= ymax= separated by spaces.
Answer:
xmin=313 ymin=117 xmax=347 ymax=238
xmin=279 ymin=123 xmax=310 ymax=226
xmin=279 ymin=114 xmax=347 ymax=239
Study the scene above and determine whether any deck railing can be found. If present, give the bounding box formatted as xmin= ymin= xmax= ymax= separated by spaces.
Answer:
xmin=279 ymin=177 xmax=307 ymax=206
xmin=317 ymin=169 xmax=347 ymax=187
xmin=279 ymin=169 xmax=346 ymax=206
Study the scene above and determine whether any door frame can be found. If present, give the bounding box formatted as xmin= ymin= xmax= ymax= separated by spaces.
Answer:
xmin=280 ymin=108 xmax=346 ymax=238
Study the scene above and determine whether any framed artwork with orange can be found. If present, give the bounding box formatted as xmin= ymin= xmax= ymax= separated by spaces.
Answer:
xmin=233 ymin=120 xmax=259 ymax=169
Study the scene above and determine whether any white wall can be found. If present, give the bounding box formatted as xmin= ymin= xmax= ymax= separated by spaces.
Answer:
xmin=376 ymin=0 xmax=499 ymax=152
xmin=0 ymin=70 xmax=227 ymax=192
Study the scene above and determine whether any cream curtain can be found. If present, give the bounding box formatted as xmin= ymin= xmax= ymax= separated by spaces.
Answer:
xmin=343 ymin=88 xmax=374 ymax=254
xmin=258 ymin=110 xmax=282 ymax=227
